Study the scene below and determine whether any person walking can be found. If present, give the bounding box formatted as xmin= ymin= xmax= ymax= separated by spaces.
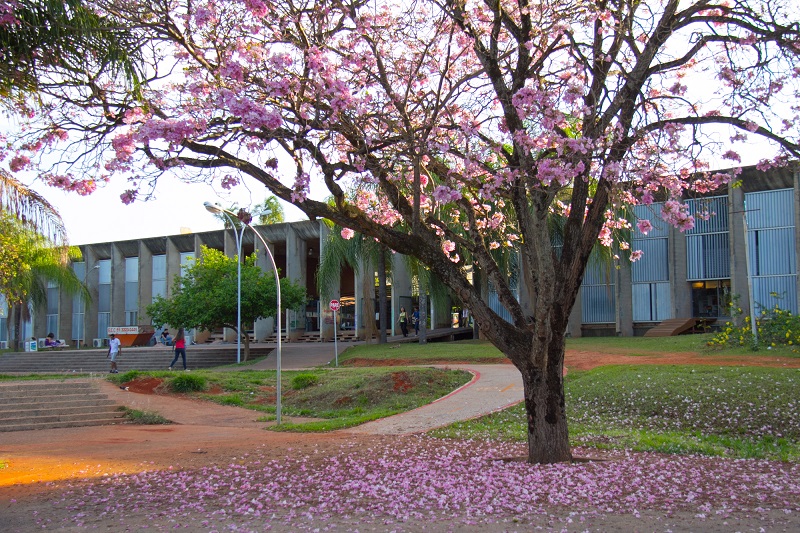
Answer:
xmin=399 ymin=306 xmax=409 ymax=337
xmin=412 ymin=306 xmax=420 ymax=336
xmin=107 ymin=333 xmax=121 ymax=373
xmin=168 ymin=328 xmax=188 ymax=371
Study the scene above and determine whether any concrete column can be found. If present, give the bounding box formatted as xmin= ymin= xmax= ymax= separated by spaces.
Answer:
xmin=728 ymin=185 xmax=749 ymax=323
xmin=391 ymin=253 xmax=413 ymax=336
xmin=165 ymin=238 xmax=182 ymax=297
xmin=84 ymin=247 xmax=100 ymax=344
xmin=354 ymin=257 xmax=367 ymax=340
xmin=220 ymin=229 xmax=238 ymax=342
xmin=111 ymin=244 xmax=125 ymax=328
xmin=616 ymin=258 xmax=634 ymax=336
xmin=253 ymin=227 xmax=276 ymax=342
xmin=285 ymin=225 xmax=306 ymax=340
xmin=139 ymin=242 xmax=153 ymax=326
xmin=670 ymin=225 xmax=692 ymax=319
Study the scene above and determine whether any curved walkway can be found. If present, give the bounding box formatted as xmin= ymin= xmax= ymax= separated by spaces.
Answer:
xmin=345 ymin=365 xmax=523 ymax=435
xmin=99 ymin=362 xmax=524 ymax=435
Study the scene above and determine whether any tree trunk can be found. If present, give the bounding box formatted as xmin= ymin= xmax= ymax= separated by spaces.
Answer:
xmin=242 ymin=329 xmax=251 ymax=362
xmin=519 ymin=331 xmax=571 ymax=464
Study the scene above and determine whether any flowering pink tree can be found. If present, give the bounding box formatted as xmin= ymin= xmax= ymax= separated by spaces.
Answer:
xmin=5 ymin=0 xmax=800 ymax=463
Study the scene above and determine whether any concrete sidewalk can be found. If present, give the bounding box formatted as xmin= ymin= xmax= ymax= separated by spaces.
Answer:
xmin=344 ymin=364 xmax=523 ymax=435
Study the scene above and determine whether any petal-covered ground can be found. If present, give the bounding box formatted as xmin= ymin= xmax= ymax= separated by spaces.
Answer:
xmin=13 ymin=436 xmax=800 ymax=532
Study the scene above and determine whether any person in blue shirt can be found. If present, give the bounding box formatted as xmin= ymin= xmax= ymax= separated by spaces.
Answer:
xmin=412 ymin=307 xmax=420 ymax=336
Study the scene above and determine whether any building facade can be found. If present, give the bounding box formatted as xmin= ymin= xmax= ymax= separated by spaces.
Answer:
xmin=1 ymin=163 xmax=798 ymax=348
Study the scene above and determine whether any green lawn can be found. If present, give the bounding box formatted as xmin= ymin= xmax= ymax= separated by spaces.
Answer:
xmin=430 ymin=364 xmax=800 ymax=461
xmin=339 ymin=339 xmax=508 ymax=364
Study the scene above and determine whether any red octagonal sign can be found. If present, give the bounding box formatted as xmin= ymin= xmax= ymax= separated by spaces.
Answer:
xmin=329 ymin=299 xmax=340 ymax=311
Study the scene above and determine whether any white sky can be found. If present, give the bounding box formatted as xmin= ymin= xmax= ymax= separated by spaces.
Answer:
xmin=26 ymin=172 xmax=310 ymax=245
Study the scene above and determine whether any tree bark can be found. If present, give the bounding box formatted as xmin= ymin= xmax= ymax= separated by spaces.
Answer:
xmin=519 ymin=333 xmax=571 ymax=464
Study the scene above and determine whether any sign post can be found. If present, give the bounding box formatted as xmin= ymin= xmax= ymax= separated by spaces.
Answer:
xmin=329 ymin=299 xmax=340 ymax=367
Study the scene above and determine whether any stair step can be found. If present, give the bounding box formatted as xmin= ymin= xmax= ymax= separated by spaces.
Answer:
xmin=0 ymin=417 xmax=125 ymax=432
xmin=0 ymin=379 xmax=126 ymax=432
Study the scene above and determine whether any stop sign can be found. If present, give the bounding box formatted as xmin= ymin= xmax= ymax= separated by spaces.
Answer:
xmin=329 ymin=299 xmax=340 ymax=311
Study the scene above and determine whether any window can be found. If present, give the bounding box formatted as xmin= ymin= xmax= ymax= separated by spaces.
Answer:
xmin=152 ymin=254 xmax=167 ymax=299
xmin=125 ymin=257 xmax=139 ymax=325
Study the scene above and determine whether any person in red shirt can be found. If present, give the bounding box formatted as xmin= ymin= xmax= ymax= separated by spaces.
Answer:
xmin=168 ymin=328 xmax=188 ymax=371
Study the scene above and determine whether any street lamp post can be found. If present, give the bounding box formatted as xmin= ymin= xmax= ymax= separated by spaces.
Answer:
xmin=205 ymin=202 xmax=283 ymax=423
xmin=82 ymin=264 xmax=99 ymax=349
xmin=204 ymin=202 xmax=245 ymax=364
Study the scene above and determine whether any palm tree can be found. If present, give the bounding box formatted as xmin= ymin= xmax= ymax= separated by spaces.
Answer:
xmin=317 ymin=224 xmax=392 ymax=343
xmin=0 ymin=0 xmax=142 ymax=109
xmin=0 ymin=212 xmax=85 ymax=350
xmin=212 ymin=196 xmax=285 ymax=229
xmin=0 ymin=169 xmax=68 ymax=245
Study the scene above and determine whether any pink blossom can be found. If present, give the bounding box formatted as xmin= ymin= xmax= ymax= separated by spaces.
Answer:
xmin=220 ymin=174 xmax=239 ymax=189
xmin=244 ymin=0 xmax=268 ymax=17
xmin=630 ymin=249 xmax=644 ymax=262
xmin=341 ymin=228 xmax=355 ymax=240
xmin=120 ymin=190 xmax=137 ymax=204
xmin=722 ymin=150 xmax=741 ymax=162
xmin=636 ymin=219 xmax=652 ymax=235
xmin=432 ymin=186 xmax=462 ymax=204
xmin=193 ymin=7 xmax=216 ymax=27
xmin=8 ymin=155 xmax=30 ymax=172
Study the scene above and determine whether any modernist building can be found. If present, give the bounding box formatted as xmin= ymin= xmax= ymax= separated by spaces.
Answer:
xmin=0 ymin=219 xmax=452 ymax=348
xmin=573 ymin=163 xmax=799 ymax=336
xmin=1 ymin=163 xmax=798 ymax=348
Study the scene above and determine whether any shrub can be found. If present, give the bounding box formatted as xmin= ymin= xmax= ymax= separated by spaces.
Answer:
xmin=169 ymin=373 xmax=208 ymax=392
xmin=291 ymin=373 xmax=320 ymax=390
xmin=708 ymin=304 xmax=800 ymax=351
xmin=120 ymin=407 xmax=171 ymax=425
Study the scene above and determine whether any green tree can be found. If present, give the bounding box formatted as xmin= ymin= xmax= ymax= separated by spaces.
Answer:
xmin=0 ymin=212 xmax=85 ymax=350
xmin=146 ymin=246 xmax=307 ymax=361
xmin=254 ymin=196 xmax=285 ymax=225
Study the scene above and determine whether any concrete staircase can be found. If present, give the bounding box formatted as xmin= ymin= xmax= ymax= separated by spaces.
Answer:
xmin=0 ymin=379 xmax=124 ymax=432
xmin=0 ymin=345 xmax=270 ymax=374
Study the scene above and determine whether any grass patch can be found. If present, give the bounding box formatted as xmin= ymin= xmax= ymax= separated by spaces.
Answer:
xmin=431 ymin=365 xmax=800 ymax=461
xmin=0 ymin=459 xmax=8 ymax=469
xmin=118 ymin=407 xmax=172 ymax=425
xmin=339 ymin=339 xmax=508 ymax=365
xmin=566 ymin=333 xmax=800 ymax=358
xmin=113 ymin=367 xmax=471 ymax=431
xmin=0 ymin=373 xmax=90 ymax=381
